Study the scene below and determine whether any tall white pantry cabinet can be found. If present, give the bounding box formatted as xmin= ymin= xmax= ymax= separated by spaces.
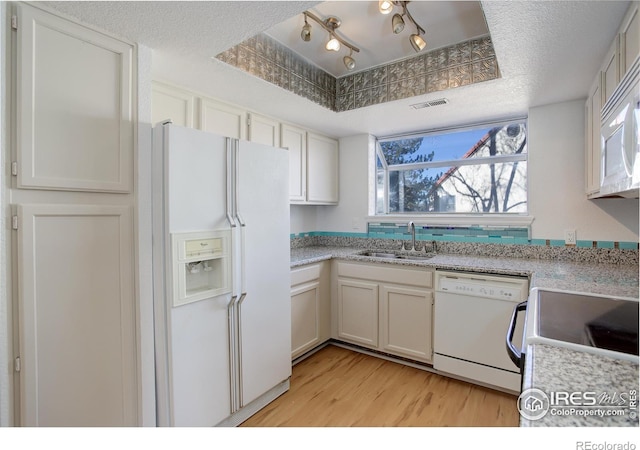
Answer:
xmin=10 ymin=3 xmax=138 ymax=426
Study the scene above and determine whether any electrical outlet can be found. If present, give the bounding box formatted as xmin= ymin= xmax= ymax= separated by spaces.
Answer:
xmin=564 ymin=229 xmax=577 ymax=245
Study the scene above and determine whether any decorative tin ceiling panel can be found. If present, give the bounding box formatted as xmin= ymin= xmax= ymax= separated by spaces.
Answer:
xmin=216 ymin=34 xmax=499 ymax=112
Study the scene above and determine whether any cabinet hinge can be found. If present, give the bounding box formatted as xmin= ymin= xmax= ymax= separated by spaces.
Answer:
xmin=11 ymin=15 xmax=17 ymax=30
xmin=247 ymin=116 xmax=251 ymax=127
xmin=11 ymin=161 xmax=17 ymax=176
xmin=12 ymin=215 xmax=18 ymax=230
xmin=14 ymin=356 xmax=20 ymax=373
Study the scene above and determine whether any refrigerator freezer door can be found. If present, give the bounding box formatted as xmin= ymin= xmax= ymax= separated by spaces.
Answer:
xmin=236 ymin=141 xmax=292 ymax=407
xmin=166 ymin=124 xmax=229 ymax=233
xmin=153 ymin=124 xmax=234 ymax=426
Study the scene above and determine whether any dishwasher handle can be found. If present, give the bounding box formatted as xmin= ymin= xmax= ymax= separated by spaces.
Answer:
xmin=506 ymin=300 xmax=528 ymax=370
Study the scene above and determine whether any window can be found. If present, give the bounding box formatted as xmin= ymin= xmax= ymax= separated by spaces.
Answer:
xmin=375 ymin=120 xmax=528 ymax=215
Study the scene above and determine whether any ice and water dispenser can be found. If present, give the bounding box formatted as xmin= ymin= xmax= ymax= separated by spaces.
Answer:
xmin=171 ymin=230 xmax=231 ymax=307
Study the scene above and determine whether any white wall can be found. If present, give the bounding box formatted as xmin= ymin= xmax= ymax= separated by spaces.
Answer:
xmin=316 ymin=134 xmax=371 ymax=233
xmin=310 ymin=99 xmax=639 ymax=243
xmin=290 ymin=205 xmax=317 ymax=235
xmin=528 ymin=100 xmax=639 ymax=242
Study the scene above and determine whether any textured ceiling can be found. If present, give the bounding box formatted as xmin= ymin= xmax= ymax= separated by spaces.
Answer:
xmin=39 ymin=1 xmax=631 ymax=139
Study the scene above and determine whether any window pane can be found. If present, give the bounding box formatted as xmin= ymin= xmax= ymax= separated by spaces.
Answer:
xmin=387 ymin=162 xmax=527 ymax=214
xmin=388 ymin=168 xmax=448 ymax=213
xmin=376 ymin=120 xmax=528 ymax=215
xmin=380 ymin=123 xmax=527 ymax=166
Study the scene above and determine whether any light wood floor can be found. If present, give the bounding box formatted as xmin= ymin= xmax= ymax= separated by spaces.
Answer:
xmin=241 ymin=344 xmax=519 ymax=427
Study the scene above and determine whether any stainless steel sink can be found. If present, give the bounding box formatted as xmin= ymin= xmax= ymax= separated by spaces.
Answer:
xmin=525 ymin=288 xmax=639 ymax=363
xmin=357 ymin=250 xmax=436 ymax=261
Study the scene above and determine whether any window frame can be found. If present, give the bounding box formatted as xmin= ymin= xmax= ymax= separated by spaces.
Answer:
xmin=373 ymin=117 xmax=530 ymax=220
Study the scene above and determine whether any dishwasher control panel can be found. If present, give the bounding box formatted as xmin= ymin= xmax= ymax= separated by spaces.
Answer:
xmin=437 ymin=273 xmax=528 ymax=302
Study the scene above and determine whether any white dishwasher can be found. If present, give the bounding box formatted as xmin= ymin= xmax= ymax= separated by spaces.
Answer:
xmin=434 ymin=271 xmax=528 ymax=393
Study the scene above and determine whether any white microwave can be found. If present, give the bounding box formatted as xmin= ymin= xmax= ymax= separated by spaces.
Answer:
xmin=599 ymin=62 xmax=639 ymax=198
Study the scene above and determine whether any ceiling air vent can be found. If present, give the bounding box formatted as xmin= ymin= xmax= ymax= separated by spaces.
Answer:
xmin=410 ymin=98 xmax=449 ymax=109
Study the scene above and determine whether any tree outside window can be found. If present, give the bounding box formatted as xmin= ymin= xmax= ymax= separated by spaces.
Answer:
xmin=376 ymin=120 xmax=528 ymax=215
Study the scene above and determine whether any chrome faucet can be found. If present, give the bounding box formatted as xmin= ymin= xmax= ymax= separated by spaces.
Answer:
xmin=407 ymin=221 xmax=416 ymax=251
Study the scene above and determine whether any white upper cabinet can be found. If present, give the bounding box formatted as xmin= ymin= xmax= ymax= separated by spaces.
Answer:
xmin=584 ymin=1 xmax=639 ymax=197
xmin=149 ymin=82 xmax=340 ymax=205
xmin=16 ymin=3 xmax=134 ymax=193
xmin=281 ymin=123 xmax=307 ymax=202
xmin=601 ymin=36 xmax=620 ymax=107
xmin=152 ymin=81 xmax=195 ymax=128
xmin=285 ymin=127 xmax=339 ymax=205
xmin=199 ymin=97 xmax=247 ymax=139
xmin=248 ymin=113 xmax=280 ymax=147
xmin=620 ymin=2 xmax=639 ymax=80
xmin=306 ymin=132 xmax=339 ymax=205
xmin=585 ymin=77 xmax=602 ymax=196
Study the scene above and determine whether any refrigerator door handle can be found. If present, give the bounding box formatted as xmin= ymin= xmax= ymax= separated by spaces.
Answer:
xmin=227 ymin=294 xmax=239 ymax=413
xmin=234 ymin=140 xmax=246 ymax=227
xmin=237 ymin=292 xmax=247 ymax=408
xmin=225 ymin=138 xmax=237 ymax=228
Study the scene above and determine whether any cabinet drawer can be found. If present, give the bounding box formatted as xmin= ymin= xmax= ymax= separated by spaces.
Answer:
xmin=291 ymin=263 xmax=321 ymax=286
xmin=337 ymin=262 xmax=432 ymax=288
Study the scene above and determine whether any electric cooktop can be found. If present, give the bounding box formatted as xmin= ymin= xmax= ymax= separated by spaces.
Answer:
xmin=526 ymin=288 xmax=639 ymax=362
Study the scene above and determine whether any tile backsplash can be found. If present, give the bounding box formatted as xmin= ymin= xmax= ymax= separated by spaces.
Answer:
xmin=290 ymin=226 xmax=639 ymax=265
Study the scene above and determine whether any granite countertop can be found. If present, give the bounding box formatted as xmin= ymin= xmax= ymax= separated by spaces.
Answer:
xmin=291 ymin=245 xmax=640 ymax=427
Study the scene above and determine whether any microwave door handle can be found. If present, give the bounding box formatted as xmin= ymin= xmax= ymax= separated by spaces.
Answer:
xmin=506 ymin=301 xmax=528 ymax=370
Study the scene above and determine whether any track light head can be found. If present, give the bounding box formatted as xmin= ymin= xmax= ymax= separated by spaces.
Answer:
xmin=410 ymin=32 xmax=426 ymax=52
xmin=392 ymin=13 xmax=405 ymax=34
xmin=343 ymin=50 xmax=356 ymax=71
xmin=379 ymin=0 xmax=394 ymax=15
xmin=301 ymin=22 xmax=311 ymax=42
xmin=326 ymin=34 xmax=341 ymax=52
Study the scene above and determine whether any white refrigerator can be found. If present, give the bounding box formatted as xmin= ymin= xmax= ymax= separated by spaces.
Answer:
xmin=151 ymin=122 xmax=291 ymax=426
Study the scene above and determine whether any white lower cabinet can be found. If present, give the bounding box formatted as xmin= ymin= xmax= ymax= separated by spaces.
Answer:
xmin=380 ymin=284 xmax=433 ymax=362
xmin=290 ymin=262 xmax=331 ymax=360
xmin=337 ymin=279 xmax=379 ymax=347
xmin=334 ymin=261 xmax=434 ymax=364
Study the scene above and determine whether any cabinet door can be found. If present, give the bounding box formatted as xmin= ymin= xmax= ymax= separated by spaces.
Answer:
xmin=16 ymin=204 xmax=137 ymax=426
xmin=248 ymin=113 xmax=280 ymax=147
xmin=281 ymin=123 xmax=307 ymax=202
xmin=199 ymin=98 xmax=247 ymax=139
xmin=337 ymin=279 xmax=378 ymax=348
xmin=620 ymin=3 xmax=639 ymax=79
xmin=380 ymin=285 xmax=433 ymax=363
xmin=601 ymin=37 xmax=620 ymax=107
xmin=307 ymin=133 xmax=339 ymax=204
xmin=586 ymin=78 xmax=602 ymax=195
xmin=16 ymin=3 xmax=133 ymax=193
xmin=291 ymin=281 xmax=321 ymax=359
xmin=152 ymin=81 xmax=195 ymax=127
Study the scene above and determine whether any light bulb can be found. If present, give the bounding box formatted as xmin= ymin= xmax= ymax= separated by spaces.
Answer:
xmin=379 ymin=0 xmax=394 ymax=14
xmin=326 ymin=35 xmax=340 ymax=52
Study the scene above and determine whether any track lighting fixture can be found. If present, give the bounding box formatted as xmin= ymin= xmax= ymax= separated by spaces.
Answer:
xmin=300 ymin=11 xmax=360 ymax=71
